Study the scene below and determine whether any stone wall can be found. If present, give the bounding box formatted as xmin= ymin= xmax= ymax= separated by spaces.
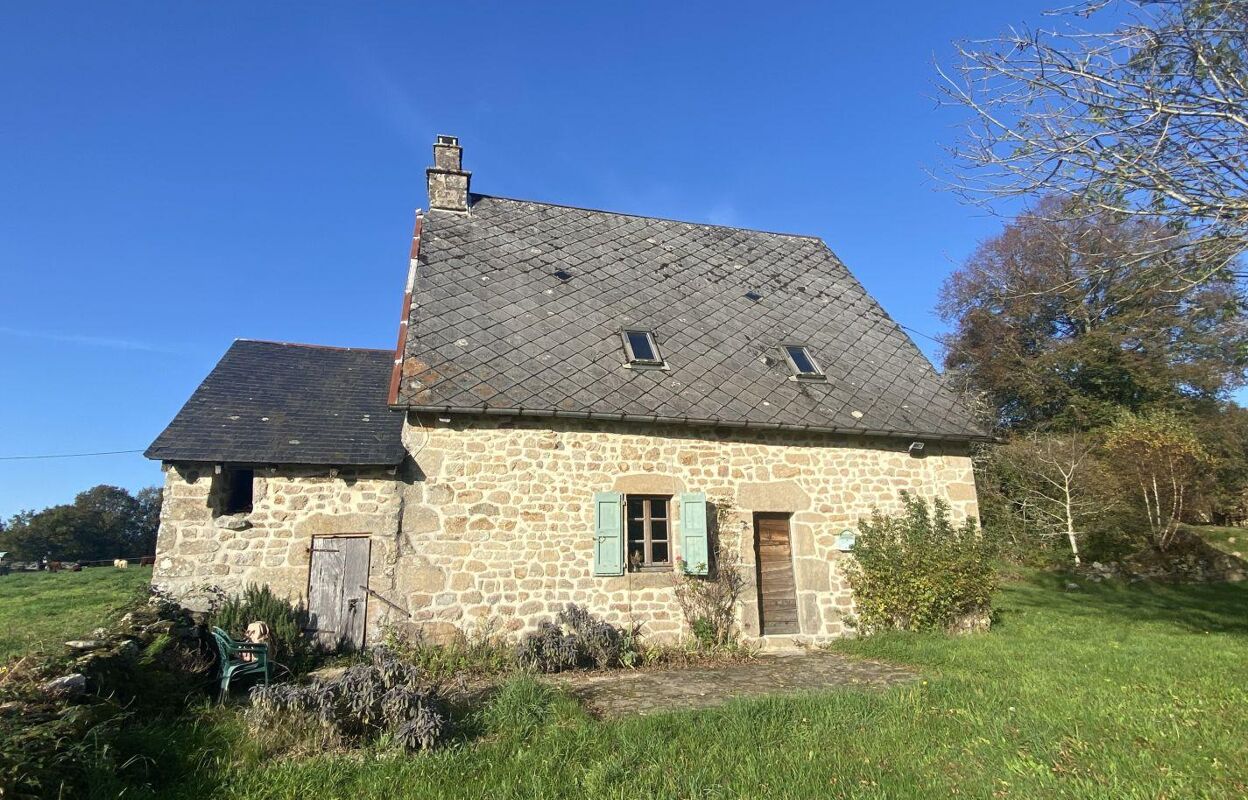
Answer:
xmin=153 ymin=464 xmax=402 ymax=635
xmin=380 ymin=415 xmax=978 ymax=644
xmin=154 ymin=415 xmax=979 ymax=645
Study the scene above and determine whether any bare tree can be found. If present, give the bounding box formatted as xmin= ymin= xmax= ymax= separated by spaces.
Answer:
xmin=994 ymin=432 xmax=1107 ymax=564
xmin=940 ymin=0 xmax=1248 ymax=286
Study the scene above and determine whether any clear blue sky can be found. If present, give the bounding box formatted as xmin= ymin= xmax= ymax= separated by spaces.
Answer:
xmin=0 ymin=1 xmax=1064 ymax=517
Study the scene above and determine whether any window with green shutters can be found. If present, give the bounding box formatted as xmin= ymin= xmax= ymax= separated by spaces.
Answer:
xmin=593 ymin=491 xmax=710 ymax=576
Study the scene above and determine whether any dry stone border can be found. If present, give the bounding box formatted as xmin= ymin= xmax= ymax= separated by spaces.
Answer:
xmin=1078 ymin=529 xmax=1248 ymax=585
xmin=547 ymin=650 xmax=917 ymax=718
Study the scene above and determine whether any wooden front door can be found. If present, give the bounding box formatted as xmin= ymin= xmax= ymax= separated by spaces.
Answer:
xmin=754 ymin=514 xmax=799 ymax=635
xmin=307 ymin=535 xmax=371 ymax=650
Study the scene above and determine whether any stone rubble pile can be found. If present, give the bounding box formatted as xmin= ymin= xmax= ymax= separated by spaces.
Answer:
xmin=38 ymin=591 xmax=209 ymax=698
xmin=1079 ymin=530 xmax=1247 ymax=584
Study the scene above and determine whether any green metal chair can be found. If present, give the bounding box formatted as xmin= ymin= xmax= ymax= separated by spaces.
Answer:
xmin=210 ymin=626 xmax=271 ymax=702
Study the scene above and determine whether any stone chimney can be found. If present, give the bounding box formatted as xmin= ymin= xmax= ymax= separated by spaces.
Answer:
xmin=426 ymin=134 xmax=471 ymax=212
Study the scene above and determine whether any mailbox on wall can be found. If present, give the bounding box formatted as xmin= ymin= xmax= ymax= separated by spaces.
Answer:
xmin=834 ymin=529 xmax=856 ymax=551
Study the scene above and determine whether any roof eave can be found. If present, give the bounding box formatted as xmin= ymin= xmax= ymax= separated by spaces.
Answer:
xmin=144 ymin=442 xmax=407 ymax=468
xmin=146 ymin=453 xmax=406 ymax=468
xmin=396 ymin=404 xmax=994 ymax=444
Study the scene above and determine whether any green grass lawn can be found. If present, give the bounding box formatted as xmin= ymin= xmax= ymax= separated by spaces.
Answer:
xmin=1188 ymin=525 xmax=1248 ymax=558
xmin=92 ymin=572 xmax=1247 ymax=800
xmin=0 ymin=566 xmax=151 ymax=661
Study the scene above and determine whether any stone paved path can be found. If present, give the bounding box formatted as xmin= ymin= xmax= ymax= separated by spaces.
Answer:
xmin=548 ymin=651 xmax=916 ymax=718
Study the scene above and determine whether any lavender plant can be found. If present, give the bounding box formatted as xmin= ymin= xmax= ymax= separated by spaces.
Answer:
xmin=246 ymin=646 xmax=448 ymax=752
xmin=516 ymin=604 xmax=638 ymax=672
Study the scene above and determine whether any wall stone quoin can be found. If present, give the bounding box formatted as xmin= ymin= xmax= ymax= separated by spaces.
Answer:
xmin=153 ymin=414 xmax=979 ymax=644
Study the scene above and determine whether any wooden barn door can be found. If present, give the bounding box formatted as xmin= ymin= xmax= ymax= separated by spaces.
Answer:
xmin=754 ymin=514 xmax=799 ymax=635
xmin=307 ymin=535 xmax=370 ymax=650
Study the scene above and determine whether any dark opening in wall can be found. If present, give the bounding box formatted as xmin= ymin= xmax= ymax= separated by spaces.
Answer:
xmin=224 ymin=467 xmax=254 ymax=514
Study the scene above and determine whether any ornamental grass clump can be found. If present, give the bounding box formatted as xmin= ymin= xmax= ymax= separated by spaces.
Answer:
xmin=843 ymin=493 xmax=997 ymax=635
xmin=246 ymin=646 xmax=448 ymax=753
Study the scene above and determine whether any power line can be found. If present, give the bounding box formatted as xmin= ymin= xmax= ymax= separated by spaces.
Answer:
xmin=0 ymin=326 xmax=953 ymax=463
xmin=0 ymin=449 xmax=144 ymax=462
xmin=899 ymin=324 xmax=945 ymax=346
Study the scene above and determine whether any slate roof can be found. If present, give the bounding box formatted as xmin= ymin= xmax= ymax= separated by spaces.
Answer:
xmin=395 ymin=194 xmax=986 ymax=440
xmin=147 ymin=340 xmax=406 ymax=465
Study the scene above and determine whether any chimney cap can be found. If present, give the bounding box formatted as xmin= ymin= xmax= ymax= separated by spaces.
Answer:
xmin=435 ymin=134 xmax=460 ymax=147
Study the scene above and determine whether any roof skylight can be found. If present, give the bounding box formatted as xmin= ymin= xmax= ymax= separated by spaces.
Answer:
xmin=783 ymin=345 xmax=825 ymax=380
xmin=622 ymin=330 xmax=664 ymax=367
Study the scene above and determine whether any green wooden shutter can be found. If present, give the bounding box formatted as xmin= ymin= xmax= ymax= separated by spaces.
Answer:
xmin=680 ymin=492 xmax=709 ymax=575
xmin=593 ymin=492 xmax=624 ymax=576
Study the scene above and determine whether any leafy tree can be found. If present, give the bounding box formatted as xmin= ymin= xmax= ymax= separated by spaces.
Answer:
xmin=1192 ymin=404 xmax=1248 ymax=524
xmin=939 ymin=198 xmax=1248 ymax=431
xmin=132 ymin=486 xmax=163 ymax=557
xmin=941 ymin=0 xmax=1248 ymax=286
xmin=0 ymin=485 xmax=161 ymax=562
xmin=1102 ymin=410 xmax=1209 ymax=550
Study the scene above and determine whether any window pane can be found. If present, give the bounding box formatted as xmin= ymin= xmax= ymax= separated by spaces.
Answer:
xmin=651 ymin=519 xmax=668 ymax=542
xmin=786 ymin=345 xmax=819 ymax=375
xmin=627 ymin=497 xmax=644 ymax=519
xmin=649 ymin=497 xmax=667 ymax=519
xmin=651 ymin=541 xmax=669 ymax=563
xmin=626 ymin=330 xmax=657 ymax=361
xmin=627 ymin=516 xmax=644 ymax=546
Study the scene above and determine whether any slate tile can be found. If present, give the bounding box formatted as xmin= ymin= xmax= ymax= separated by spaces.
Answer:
xmin=391 ymin=195 xmax=984 ymax=439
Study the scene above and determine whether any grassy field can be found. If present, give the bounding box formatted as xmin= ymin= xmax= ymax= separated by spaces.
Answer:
xmin=0 ymin=566 xmax=151 ymax=661
xmin=4 ymin=561 xmax=1245 ymax=797
xmin=75 ymin=571 xmax=1245 ymax=800
xmin=1189 ymin=525 xmax=1248 ymax=557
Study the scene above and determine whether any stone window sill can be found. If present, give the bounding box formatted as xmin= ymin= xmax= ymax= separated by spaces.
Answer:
xmin=213 ymin=513 xmax=252 ymax=531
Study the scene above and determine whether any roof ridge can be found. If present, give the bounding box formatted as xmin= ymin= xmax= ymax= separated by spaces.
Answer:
xmin=465 ymin=193 xmax=823 ymax=242
xmin=235 ymin=338 xmax=395 ymax=354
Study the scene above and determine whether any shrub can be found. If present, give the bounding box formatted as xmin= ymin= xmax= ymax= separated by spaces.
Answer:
xmin=210 ymin=584 xmax=315 ymax=674
xmin=843 ymin=493 xmax=997 ymax=635
xmin=673 ymin=499 xmax=748 ymax=647
xmin=245 ymin=646 xmax=448 ymax=753
xmin=516 ymin=604 xmax=639 ymax=672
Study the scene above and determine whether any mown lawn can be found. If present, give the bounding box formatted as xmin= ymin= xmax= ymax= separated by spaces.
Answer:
xmin=0 ymin=566 xmax=151 ymax=661
xmin=96 ymin=572 xmax=1247 ymax=800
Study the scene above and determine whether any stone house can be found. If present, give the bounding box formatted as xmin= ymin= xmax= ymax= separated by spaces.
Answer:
xmin=147 ymin=135 xmax=985 ymax=647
